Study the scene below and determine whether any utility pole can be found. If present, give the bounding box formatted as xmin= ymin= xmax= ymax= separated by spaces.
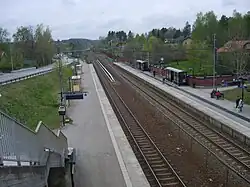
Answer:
xmin=213 ymin=34 xmax=217 ymax=90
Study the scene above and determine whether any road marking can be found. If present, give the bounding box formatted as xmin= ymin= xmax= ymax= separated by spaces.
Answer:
xmin=90 ymin=64 xmax=132 ymax=187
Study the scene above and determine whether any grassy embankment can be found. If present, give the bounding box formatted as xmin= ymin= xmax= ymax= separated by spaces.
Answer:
xmin=224 ymin=88 xmax=250 ymax=105
xmin=0 ymin=65 xmax=73 ymax=130
xmin=168 ymin=60 xmax=213 ymax=76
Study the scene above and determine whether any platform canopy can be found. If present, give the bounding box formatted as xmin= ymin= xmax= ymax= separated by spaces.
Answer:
xmin=71 ymin=75 xmax=81 ymax=80
xmin=165 ymin=67 xmax=186 ymax=73
xmin=136 ymin=60 xmax=147 ymax=64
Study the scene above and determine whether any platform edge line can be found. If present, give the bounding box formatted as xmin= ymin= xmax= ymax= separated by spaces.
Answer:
xmin=90 ymin=64 xmax=133 ymax=187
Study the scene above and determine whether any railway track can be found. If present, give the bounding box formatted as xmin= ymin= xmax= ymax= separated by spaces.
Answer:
xmin=93 ymin=62 xmax=187 ymax=187
xmin=101 ymin=61 xmax=250 ymax=185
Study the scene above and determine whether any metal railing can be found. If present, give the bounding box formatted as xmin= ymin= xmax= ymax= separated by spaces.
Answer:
xmin=0 ymin=69 xmax=54 ymax=86
xmin=0 ymin=110 xmax=68 ymax=167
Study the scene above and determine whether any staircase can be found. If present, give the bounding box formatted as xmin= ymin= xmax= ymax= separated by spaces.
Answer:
xmin=0 ymin=111 xmax=68 ymax=187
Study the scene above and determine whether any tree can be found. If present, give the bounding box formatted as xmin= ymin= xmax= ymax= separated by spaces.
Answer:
xmin=12 ymin=24 xmax=55 ymax=68
xmin=127 ymin=31 xmax=134 ymax=41
xmin=187 ymin=41 xmax=213 ymax=75
xmin=0 ymin=28 xmax=9 ymax=43
xmin=183 ymin=22 xmax=191 ymax=38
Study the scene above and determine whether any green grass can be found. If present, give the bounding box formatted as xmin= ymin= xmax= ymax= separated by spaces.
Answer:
xmin=0 ymin=66 xmax=73 ymax=130
xmin=224 ymin=88 xmax=250 ymax=105
xmin=167 ymin=60 xmax=213 ymax=76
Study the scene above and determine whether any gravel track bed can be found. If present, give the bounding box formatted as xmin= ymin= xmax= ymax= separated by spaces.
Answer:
xmin=95 ymin=54 xmax=245 ymax=186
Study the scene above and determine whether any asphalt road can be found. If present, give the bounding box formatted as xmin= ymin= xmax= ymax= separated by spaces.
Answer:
xmin=0 ymin=57 xmax=74 ymax=83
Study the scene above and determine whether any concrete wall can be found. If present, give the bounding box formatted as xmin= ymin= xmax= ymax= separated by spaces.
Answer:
xmin=47 ymin=167 xmax=66 ymax=187
xmin=0 ymin=166 xmax=47 ymax=187
xmin=187 ymin=75 xmax=236 ymax=86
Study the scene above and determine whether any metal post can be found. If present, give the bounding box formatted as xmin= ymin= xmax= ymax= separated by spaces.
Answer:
xmin=147 ymin=52 xmax=150 ymax=70
xmin=213 ymin=34 xmax=217 ymax=90
xmin=57 ymin=43 xmax=65 ymax=126
xmin=110 ymin=40 xmax=113 ymax=59
xmin=9 ymin=44 xmax=13 ymax=71
xmin=241 ymin=79 xmax=244 ymax=101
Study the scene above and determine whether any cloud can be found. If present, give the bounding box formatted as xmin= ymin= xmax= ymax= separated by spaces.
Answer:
xmin=0 ymin=0 xmax=249 ymax=40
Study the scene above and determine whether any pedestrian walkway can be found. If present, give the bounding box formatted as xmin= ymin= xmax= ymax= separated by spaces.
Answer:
xmin=62 ymin=62 xmax=149 ymax=187
xmin=114 ymin=62 xmax=250 ymax=139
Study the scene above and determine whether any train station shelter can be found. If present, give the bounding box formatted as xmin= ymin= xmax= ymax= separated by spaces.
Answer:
xmin=70 ymin=75 xmax=81 ymax=92
xmin=136 ymin=60 xmax=148 ymax=70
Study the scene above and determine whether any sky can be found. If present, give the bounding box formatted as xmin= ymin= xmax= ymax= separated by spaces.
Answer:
xmin=0 ymin=0 xmax=249 ymax=40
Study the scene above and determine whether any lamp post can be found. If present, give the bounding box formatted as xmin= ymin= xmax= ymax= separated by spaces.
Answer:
xmin=57 ymin=40 xmax=65 ymax=126
xmin=160 ymin=57 xmax=164 ymax=68
xmin=239 ymin=77 xmax=245 ymax=101
xmin=213 ymin=34 xmax=217 ymax=91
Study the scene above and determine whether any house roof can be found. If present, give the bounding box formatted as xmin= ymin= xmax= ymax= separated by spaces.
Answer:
xmin=217 ymin=40 xmax=250 ymax=53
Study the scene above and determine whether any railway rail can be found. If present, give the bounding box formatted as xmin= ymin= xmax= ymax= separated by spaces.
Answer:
xmin=93 ymin=61 xmax=187 ymax=187
xmin=100 ymin=60 xmax=250 ymax=186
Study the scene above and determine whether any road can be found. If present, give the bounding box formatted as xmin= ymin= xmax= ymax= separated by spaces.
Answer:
xmin=0 ymin=57 xmax=74 ymax=83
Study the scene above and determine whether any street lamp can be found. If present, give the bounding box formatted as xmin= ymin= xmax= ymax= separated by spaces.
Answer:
xmin=57 ymin=40 xmax=65 ymax=126
xmin=239 ymin=77 xmax=246 ymax=101
xmin=160 ymin=57 xmax=164 ymax=68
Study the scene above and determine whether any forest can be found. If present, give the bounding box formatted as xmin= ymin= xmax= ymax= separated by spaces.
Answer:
xmin=99 ymin=10 xmax=250 ymax=76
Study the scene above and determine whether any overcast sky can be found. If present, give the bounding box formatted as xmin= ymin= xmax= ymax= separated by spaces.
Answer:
xmin=0 ymin=0 xmax=249 ymax=40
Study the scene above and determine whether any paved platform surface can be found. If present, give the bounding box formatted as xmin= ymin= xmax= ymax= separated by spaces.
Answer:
xmin=115 ymin=62 xmax=250 ymax=137
xmin=62 ymin=62 xmax=149 ymax=187
xmin=144 ymin=72 xmax=250 ymax=121
xmin=143 ymin=70 xmax=250 ymax=120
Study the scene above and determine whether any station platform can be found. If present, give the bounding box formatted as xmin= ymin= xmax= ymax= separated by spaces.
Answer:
xmin=114 ymin=62 xmax=250 ymax=139
xmin=62 ymin=62 xmax=150 ymax=187
xmin=141 ymin=72 xmax=250 ymax=121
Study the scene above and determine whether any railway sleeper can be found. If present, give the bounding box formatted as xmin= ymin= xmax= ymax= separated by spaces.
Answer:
xmin=156 ymin=172 xmax=173 ymax=176
xmin=154 ymin=168 xmax=169 ymax=172
xmin=161 ymin=181 xmax=180 ymax=186
xmin=219 ymin=143 xmax=231 ymax=147
xmin=150 ymin=160 xmax=164 ymax=164
xmin=239 ymin=156 xmax=249 ymax=159
xmin=159 ymin=177 xmax=176 ymax=182
xmin=228 ymin=149 xmax=241 ymax=154
xmin=232 ymin=153 xmax=244 ymax=156
xmin=139 ymin=142 xmax=151 ymax=146
xmin=145 ymin=153 xmax=159 ymax=157
xmin=225 ymin=146 xmax=236 ymax=150
xmin=213 ymin=140 xmax=226 ymax=144
xmin=141 ymin=146 xmax=154 ymax=150
xmin=147 ymin=156 xmax=161 ymax=161
xmin=242 ymin=160 xmax=250 ymax=164
xmin=151 ymin=163 xmax=166 ymax=167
